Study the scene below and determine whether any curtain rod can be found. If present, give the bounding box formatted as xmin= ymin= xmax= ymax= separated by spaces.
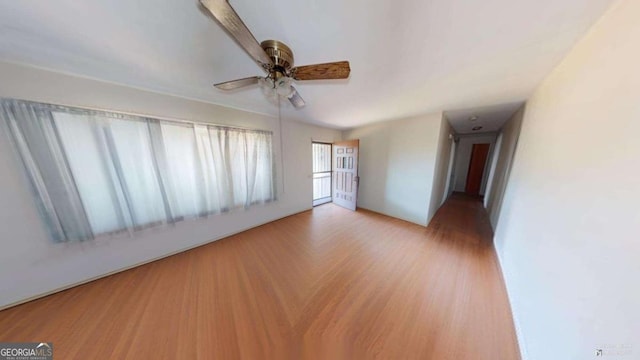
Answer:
xmin=0 ymin=97 xmax=273 ymax=134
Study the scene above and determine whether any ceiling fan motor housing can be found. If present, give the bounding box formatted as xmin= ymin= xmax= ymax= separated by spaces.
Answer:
xmin=261 ymin=40 xmax=294 ymax=73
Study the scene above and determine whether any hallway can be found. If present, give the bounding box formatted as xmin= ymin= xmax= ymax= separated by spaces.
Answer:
xmin=0 ymin=195 xmax=520 ymax=359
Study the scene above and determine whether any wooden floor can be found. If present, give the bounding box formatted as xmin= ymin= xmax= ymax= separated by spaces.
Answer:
xmin=0 ymin=194 xmax=520 ymax=359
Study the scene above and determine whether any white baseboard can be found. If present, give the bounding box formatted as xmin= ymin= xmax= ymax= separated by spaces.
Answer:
xmin=495 ymin=247 xmax=529 ymax=360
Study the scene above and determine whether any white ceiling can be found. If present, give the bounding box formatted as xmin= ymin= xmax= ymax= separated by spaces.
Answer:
xmin=0 ymin=0 xmax=614 ymax=129
xmin=445 ymin=102 xmax=523 ymax=134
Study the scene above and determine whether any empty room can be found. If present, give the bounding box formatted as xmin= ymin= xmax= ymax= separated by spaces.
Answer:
xmin=0 ymin=0 xmax=638 ymax=359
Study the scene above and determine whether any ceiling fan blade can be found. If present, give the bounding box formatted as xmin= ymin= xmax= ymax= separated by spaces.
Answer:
xmin=288 ymin=87 xmax=305 ymax=108
xmin=199 ymin=0 xmax=273 ymax=68
xmin=214 ymin=76 xmax=261 ymax=90
xmin=291 ymin=61 xmax=350 ymax=81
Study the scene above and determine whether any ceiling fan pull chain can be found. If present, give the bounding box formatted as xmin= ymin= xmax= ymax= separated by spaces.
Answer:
xmin=278 ymin=96 xmax=285 ymax=194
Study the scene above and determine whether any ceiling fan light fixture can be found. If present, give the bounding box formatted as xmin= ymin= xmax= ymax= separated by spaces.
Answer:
xmin=259 ymin=77 xmax=278 ymax=101
xmin=258 ymin=77 xmax=274 ymax=89
xmin=276 ymin=77 xmax=293 ymax=97
xmin=276 ymin=85 xmax=294 ymax=98
xmin=259 ymin=77 xmax=294 ymax=98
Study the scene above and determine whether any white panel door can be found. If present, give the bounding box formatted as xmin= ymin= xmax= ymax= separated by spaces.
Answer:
xmin=333 ymin=140 xmax=359 ymax=211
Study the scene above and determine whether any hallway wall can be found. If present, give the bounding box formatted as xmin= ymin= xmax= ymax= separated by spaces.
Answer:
xmin=428 ymin=115 xmax=454 ymax=222
xmin=495 ymin=0 xmax=640 ymax=358
xmin=342 ymin=113 xmax=443 ymax=226
xmin=484 ymin=106 xmax=525 ymax=229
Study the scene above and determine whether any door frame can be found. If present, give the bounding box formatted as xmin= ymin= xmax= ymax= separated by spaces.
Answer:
xmin=312 ymin=141 xmax=333 ymax=206
xmin=464 ymin=143 xmax=491 ymax=196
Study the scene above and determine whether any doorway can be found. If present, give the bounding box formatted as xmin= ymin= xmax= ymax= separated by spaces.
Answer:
xmin=312 ymin=142 xmax=332 ymax=206
xmin=465 ymin=143 xmax=491 ymax=196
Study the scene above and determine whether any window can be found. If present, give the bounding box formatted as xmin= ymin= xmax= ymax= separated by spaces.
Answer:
xmin=312 ymin=142 xmax=332 ymax=206
xmin=0 ymin=99 xmax=276 ymax=242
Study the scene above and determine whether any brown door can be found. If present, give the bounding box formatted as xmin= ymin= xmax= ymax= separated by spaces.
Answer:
xmin=465 ymin=143 xmax=490 ymax=196
xmin=333 ymin=139 xmax=359 ymax=210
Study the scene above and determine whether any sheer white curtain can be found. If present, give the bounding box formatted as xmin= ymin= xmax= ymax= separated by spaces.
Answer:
xmin=209 ymin=127 xmax=275 ymax=209
xmin=0 ymin=99 xmax=276 ymax=242
xmin=54 ymin=113 xmax=170 ymax=234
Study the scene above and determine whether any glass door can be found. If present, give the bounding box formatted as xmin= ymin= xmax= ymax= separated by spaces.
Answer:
xmin=312 ymin=142 xmax=332 ymax=206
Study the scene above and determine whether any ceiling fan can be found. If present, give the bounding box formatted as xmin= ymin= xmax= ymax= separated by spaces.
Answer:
xmin=199 ymin=0 xmax=351 ymax=108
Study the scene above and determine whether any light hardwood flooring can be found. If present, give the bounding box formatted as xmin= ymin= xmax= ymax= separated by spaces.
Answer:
xmin=0 ymin=194 xmax=520 ymax=359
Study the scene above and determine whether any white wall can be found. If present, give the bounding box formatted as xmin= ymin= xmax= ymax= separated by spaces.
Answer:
xmin=484 ymin=106 xmax=524 ymax=229
xmin=452 ymin=133 xmax=497 ymax=194
xmin=428 ymin=115 xmax=454 ymax=221
xmin=483 ymin=133 xmax=502 ymax=208
xmin=443 ymin=135 xmax=457 ymax=201
xmin=495 ymin=0 xmax=640 ymax=358
xmin=342 ymin=113 xmax=443 ymax=226
xmin=0 ymin=61 xmax=342 ymax=309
